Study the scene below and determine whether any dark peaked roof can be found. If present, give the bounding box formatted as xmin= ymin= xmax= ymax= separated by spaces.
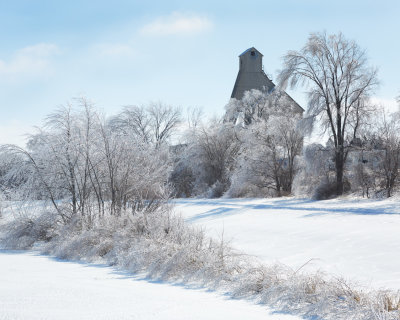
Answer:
xmin=239 ymin=47 xmax=263 ymax=57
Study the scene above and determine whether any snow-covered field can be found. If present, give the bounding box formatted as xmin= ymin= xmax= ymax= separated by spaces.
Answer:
xmin=0 ymin=250 xmax=299 ymax=320
xmin=2 ymin=196 xmax=400 ymax=319
xmin=175 ymin=197 xmax=400 ymax=290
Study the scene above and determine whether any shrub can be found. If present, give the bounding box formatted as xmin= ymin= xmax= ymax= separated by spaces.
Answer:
xmin=313 ymin=180 xmax=351 ymax=200
xmin=0 ymin=210 xmax=59 ymax=249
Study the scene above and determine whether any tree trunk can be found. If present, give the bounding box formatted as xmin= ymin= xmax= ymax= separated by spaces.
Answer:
xmin=336 ymin=110 xmax=344 ymax=196
xmin=335 ymin=148 xmax=344 ymax=195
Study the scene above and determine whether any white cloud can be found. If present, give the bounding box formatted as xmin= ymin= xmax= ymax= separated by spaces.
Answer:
xmin=17 ymin=43 xmax=59 ymax=57
xmin=0 ymin=43 xmax=60 ymax=80
xmin=140 ymin=12 xmax=213 ymax=36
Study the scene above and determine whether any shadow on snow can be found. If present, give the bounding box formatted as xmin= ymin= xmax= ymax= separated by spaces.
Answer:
xmin=177 ymin=198 xmax=400 ymax=222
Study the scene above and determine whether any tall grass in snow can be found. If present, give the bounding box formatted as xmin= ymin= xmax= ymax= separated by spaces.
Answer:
xmin=1 ymin=203 xmax=399 ymax=320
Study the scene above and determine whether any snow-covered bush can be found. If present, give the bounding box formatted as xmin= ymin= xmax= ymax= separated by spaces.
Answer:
xmin=174 ymin=121 xmax=241 ymax=197
xmin=169 ymin=157 xmax=194 ymax=197
xmin=0 ymin=208 xmax=60 ymax=249
xmin=313 ymin=180 xmax=351 ymax=200
xmin=292 ymin=143 xmax=334 ymax=197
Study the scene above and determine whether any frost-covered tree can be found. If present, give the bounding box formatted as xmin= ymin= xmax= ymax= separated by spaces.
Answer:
xmin=228 ymin=114 xmax=302 ymax=197
xmin=349 ymin=150 xmax=376 ymax=198
xmin=1 ymin=98 xmax=173 ymax=223
xmin=109 ymin=102 xmax=181 ymax=147
xmin=225 ymin=90 xmax=303 ymax=197
xmin=293 ymin=143 xmax=337 ymax=199
xmin=169 ymin=89 xmax=304 ymax=198
xmin=171 ymin=120 xmax=241 ymax=197
xmin=279 ymin=32 xmax=378 ymax=195
xmin=225 ymin=88 xmax=302 ymax=126
xmin=372 ymin=112 xmax=400 ymax=197
xmin=0 ymin=151 xmax=28 ymax=200
xmin=225 ymin=89 xmax=270 ymax=125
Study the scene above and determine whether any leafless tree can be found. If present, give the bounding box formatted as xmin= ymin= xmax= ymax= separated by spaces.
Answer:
xmin=352 ymin=150 xmax=376 ymax=198
xmin=223 ymin=89 xmax=303 ymax=197
xmin=44 ymin=103 xmax=80 ymax=217
xmin=109 ymin=105 xmax=151 ymax=144
xmin=111 ymin=103 xmax=181 ymax=147
xmin=178 ymin=121 xmax=241 ymax=197
xmin=278 ymin=32 xmax=378 ymax=195
xmin=1 ymin=98 xmax=172 ymax=225
xmin=186 ymin=106 xmax=203 ymax=129
xmin=148 ymin=102 xmax=181 ymax=146
xmin=238 ymin=113 xmax=303 ymax=196
xmin=375 ymin=112 xmax=400 ymax=197
xmin=197 ymin=124 xmax=240 ymax=191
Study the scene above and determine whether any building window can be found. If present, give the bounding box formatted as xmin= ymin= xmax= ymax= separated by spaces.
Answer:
xmin=251 ymin=51 xmax=255 ymax=56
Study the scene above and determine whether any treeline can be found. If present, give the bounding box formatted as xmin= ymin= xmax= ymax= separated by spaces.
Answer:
xmin=1 ymin=88 xmax=399 ymax=210
xmin=0 ymin=99 xmax=176 ymax=224
xmin=296 ymin=109 xmax=400 ymax=199
xmin=170 ymin=89 xmax=303 ymax=198
xmin=1 ymin=31 xmax=400 ymax=215
xmin=0 ymin=89 xmax=303 ymax=208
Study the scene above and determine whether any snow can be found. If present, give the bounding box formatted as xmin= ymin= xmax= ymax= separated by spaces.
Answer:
xmin=0 ymin=250 xmax=300 ymax=320
xmin=2 ymin=196 xmax=400 ymax=319
xmin=175 ymin=197 xmax=400 ymax=290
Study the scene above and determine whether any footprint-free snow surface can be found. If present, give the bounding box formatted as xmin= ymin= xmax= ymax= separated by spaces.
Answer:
xmin=0 ymin=250 xmax=300 ymax=320
xmin=2 ymin=197 xmax=400 ymax=319
xmin=175 ymin=197 xmax=400 ymax=290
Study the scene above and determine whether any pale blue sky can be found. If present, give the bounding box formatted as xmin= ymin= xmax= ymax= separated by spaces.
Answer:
xmin=1 ymin=0 xmax=399 ymax=145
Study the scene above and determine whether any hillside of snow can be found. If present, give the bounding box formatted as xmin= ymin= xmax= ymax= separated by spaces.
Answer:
xmin=175 ymin=197 xmax=400 ymax=290
xmin=0 ymin=250 xmax=300 ymax=320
